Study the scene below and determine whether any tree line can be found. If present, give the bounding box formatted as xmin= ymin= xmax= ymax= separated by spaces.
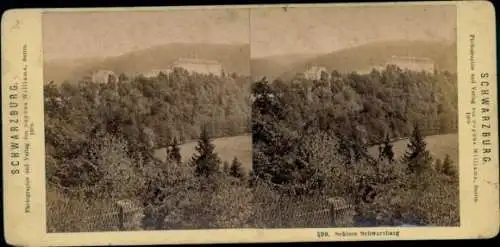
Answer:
xmin=46 ymin=68 xmax=251 ymax=231
xmin=251 ymin=66 xmax=459 ymax=226
xmin=44 ymin=68 xmax=251 ymax=188
xmin=46 ymin=65 xmax=460 ymax=231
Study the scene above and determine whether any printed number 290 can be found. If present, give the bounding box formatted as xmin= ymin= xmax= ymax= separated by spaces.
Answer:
xmin=317 ymin=231 xmax=329 ymax=238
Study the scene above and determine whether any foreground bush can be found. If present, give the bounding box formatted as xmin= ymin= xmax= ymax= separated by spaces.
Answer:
xmin=46 ymin=185 xmax=119 ymax=232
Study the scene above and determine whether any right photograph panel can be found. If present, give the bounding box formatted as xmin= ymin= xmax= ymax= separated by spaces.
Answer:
xmin=250 ymin=4 xmax=459 ymax=228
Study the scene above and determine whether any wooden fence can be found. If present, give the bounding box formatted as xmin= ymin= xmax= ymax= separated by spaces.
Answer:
xmin=250 ymin=196 xmax=355 ymax=228
xmin=74 ymin=197 xmax=354 ymax=231
xmin=77 ymin=199 xmax=143 ymax=231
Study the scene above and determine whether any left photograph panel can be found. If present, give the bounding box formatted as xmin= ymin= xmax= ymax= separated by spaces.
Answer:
xmin=42 ymin=9 xmax=252 ymax=232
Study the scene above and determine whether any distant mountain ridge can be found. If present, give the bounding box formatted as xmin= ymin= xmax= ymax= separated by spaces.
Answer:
xmin=251 ymin=40 xmax=457 ymax=81
xmin=44 ymin=43 xmax=250 ymax=83
xmin=45 ymin=41 xmax=456 ymax=84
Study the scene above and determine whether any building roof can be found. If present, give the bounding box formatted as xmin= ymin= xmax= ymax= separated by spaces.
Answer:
xmin=305 ymin=66 xmax=328 ymax=75
xmin=173 ymin=58 xmax=222 ymax=65
xmin=93 ymin=69 xmax=115 ymax=75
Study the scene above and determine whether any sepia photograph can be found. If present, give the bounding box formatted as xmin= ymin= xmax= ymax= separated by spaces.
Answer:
xmin=43 ymin=5 xmax=460 ymax=233
xmin=2 ymin=1 xmax=497 ymax=245
xmin=43 ymin=9 xmax=253 ymax=232
xmin=250 ymin=5 xmax=459 ymax=228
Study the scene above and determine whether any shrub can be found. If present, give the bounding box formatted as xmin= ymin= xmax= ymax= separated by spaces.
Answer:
xmin=46 ymin=185 xmax=119 ymax=232
xmin=229 ymin=157 xmax=245 ymax=180
xmin=140 ymin=158 xmax=198 ymax=230
xmin=86 ymin=134 xmax=146 ymax=200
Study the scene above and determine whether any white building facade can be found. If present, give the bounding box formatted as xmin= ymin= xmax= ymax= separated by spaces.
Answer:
xmin=170 ymin=58 xmax=223 ymax=76
xmin=91 ymin=69 xmax=117 ymax=84
xmin=304 ymin=66 xmax=329 ymax=80
xmin=385 ymin=56 xmax=435 ymax=73
xmin=142 ymin=68 xmax=173 ymax=78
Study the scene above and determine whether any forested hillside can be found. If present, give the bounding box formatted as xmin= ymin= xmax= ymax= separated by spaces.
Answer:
xmin=254 ymin=65 xmax=457 ymax=147
xmin=44 ymin=68 xmax=251 ymax=188
xmin=251 ymin=41 xmax=456 ymax=81
xmin=252 ymin=65 xmax=459 ymax=226
xmin=45 ymin=62 xmax=459 ymax=231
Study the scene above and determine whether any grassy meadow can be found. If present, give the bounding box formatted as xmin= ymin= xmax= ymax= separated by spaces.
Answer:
xmin=154 ymin=134 xmax=253 ymax=171
xmin=367 ymin=133 xmax=458 ymax=166
xmin=153 ymin=133 xmax=458 ymax=173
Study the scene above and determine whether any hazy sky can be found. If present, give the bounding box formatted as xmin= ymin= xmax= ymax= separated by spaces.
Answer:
xmin=251 ymin=5 xmax=456 ymax=58
xmin=43 ymin=5 xmax=456 ymax=61
xmin=43 ymin=9 xmax=250 ymax=61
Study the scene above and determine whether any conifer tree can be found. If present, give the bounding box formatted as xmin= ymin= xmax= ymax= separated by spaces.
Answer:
xmin=192 ymin=125 xmax=221 ymax=177
xmin=222 ymin=161 xmax=230 ymax=175
xmin=380 ymin=135 xmax=395 ymax=163
xmin=350 ymin=130 xmax=368 ymax=164
xmin=229 ymin=157 xmax=245 ymax=179
xmin=434 ymin=158 xmax=442 ymax=173
xmin=168 ymin=137 xmax=182 ymax=164
xmin=247 ymin=169 xmax=256 ymax=187
xmin=442 ymin=154 xmax=455 ymax=176
xmin=402 ymin=124 xmax=433 ymax=175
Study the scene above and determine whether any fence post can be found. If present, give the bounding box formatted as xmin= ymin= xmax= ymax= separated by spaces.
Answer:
xmin=116 ymin=199 xmax=143 ymax=231
xmin=328 ymin=198 xmax=336 ymax=226
xmin=117 ymin=203 xmax=125 ymax=231
xmin=328 ymin=197 xmax=356 ymax=227
xmin=276 ymin=203 xmax=282 ymax=227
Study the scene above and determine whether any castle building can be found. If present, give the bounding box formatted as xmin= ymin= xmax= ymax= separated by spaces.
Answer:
xmin=384 ymin=56 xmax=435 ymax=73
xmin=355 ymin=56 xmax=435 ymax=74
xmin=356 ymin=66 xmax=385 ymax=75
xmin=91 ymin=69 xmax=117 ymax=84
xmin=138 ymin=58 xmax=224 ymax=78
xmin=142 ymin=68 xmax=173 ymax=78
xmin=304 ymin=66 xmax=329 ymax=80
xmin=170 ymin=58 xmax=223 ymax=76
